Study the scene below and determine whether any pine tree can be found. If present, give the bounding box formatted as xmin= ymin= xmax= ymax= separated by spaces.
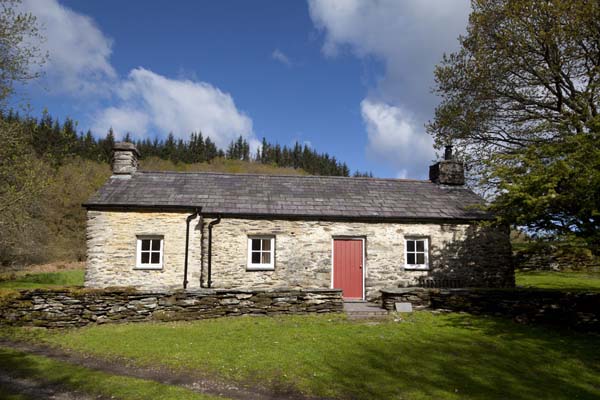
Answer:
xmin=10 ymin=109 xmax=365 ymax=179
xmin=260 ymin=137 xmax=269 ymax=164
xmin=81 ymin=130 xmax=96 ymax=160
xmin=205 ymin=137 xmax=218 ymax=161
xmin=162 ymin=133 xmax=176 ymax=161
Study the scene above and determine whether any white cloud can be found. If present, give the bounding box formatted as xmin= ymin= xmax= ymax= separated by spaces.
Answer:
xmin=93 ymin=68 xmax=253 ymax=147
xmin=92 ymin=107 xmax=150 ymax=138
xmin=308 ymin=0 xmax=470 ymax=177
xmin=271 ymin=49 xmax=292 ymax=67
xmin=361 ymin=99 xmax=433 ymax=178
xmin=21 ymin=0 xmax=116 ymax=94
xmin=396 ymin=169 xmax=408 ymax=180
xmin=21 ymin=0 xmax=255 ymax=147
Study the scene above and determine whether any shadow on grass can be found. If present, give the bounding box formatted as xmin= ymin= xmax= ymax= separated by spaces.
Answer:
xmin=23 ymin=314 xmax=600 ymax=400
xmin=0 ymin=348 xmax=80 ymax=393
xmin=320 ymin=315 xmax=600 ymax=399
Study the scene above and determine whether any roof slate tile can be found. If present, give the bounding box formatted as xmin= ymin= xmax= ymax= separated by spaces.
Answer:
xmin=84 ymin=171 xmax=491 ymax=221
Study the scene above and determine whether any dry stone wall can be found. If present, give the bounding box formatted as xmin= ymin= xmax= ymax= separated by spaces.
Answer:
xmin=0 ymin=288 xmax=343 ymax=328
xmin=381 ymin=288 xmax=600 ymax=330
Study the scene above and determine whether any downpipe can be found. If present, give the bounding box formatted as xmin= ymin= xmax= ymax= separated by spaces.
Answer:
xmin=207 ymin=215 xmax=222 ymax=288
xmin=183 ymin=207 xmax=201 ymax=289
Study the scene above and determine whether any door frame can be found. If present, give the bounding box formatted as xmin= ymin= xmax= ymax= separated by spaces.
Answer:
xmin=330 ymin=237 xmax=366 ymax=300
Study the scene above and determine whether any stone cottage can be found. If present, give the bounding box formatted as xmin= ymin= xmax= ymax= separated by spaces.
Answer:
xmin=84 ymin=142 xmax=514 ymax=301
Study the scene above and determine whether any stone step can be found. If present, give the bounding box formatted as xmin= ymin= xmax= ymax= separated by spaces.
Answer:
xmin=343 ymin=301 xmax=388 ymax=319
xmin=346 ymin=312 xmax=389 ymax=320
xmin=346 ymin=310 xmax=388 ymax=315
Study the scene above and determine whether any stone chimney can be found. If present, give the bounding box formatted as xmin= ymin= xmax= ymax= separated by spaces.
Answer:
xmin=429 ymin=145 xmax=465 ymax=185
xmin=112 ymin=142 xmax=140 ymax=177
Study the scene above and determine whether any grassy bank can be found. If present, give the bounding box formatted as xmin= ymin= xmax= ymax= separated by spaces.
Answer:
xmin=5 ymin=312 xmax=598 ymax=400
xmin=515 ymin=270 xmax=600 ymax=290
xmin=0 ymin=270 xmax=84 ymax=291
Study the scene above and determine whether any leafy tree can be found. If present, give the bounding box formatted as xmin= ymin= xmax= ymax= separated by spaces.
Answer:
xmin=428 ymin=0 xmax=600 ymax=253
xmin=0 ymin=119 xmax=50 ymax=264
xmin=490 ymin=130 xmax=600 ymax=252
xmin=0 ymin=0 xmax=46 ymax=106
xmin=43 ymin=158 xmax=110 ymax=261
xmin=0 ymin=0 xmax=48 ymax=264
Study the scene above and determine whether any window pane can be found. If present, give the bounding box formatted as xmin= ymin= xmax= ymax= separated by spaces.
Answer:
xmin=417 ymin=253 xmax=425 ymax=264
xmin=262 ymin=239 xmax=271 ymax=251
xmin=251 ymin=252 xmax=261 ymax=264
xmin=151 ymin=252 xmax=160 ymax=264
xmin=261 ymin=252 xmax=271 ymax=264
xmin=141 ymin=240 xmax=150 ymax=251
xmin=416 ymin=240 xmax=425 ymax=252
xmin=141 ymin=252 xmax=150 ymax=264
xmin=151 ymin=240 xmax=161 ymax=251
xmin=407 ymin=253 xmax=415 ymax=264
xmin=406 ymin=240 xmax=415 ymax=252
xmin=251 ymin=239 xmax=260 ymax=251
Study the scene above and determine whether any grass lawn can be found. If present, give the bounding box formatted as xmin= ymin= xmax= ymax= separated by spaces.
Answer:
xmin=0 ymin=387 xmax=30 ymax=400
xmin=0 ymin=346 xmax=220 ymax=400
xmin=7 ymin=312 xmax=599 ymax=400
xmin=0 ymin=270 xmax=84 ymax=291
xmin=515 ymin=270 xmax=600 ymax=290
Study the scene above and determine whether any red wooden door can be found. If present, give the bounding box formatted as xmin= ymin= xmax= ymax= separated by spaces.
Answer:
xmin=333 ymin=239 xmax=363 ymax=300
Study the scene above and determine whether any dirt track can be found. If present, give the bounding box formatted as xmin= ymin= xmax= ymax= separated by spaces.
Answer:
xmin=0 ymin=340 xmax=320 ymax=400
xmin=0 ymin=372 xmax=101 ymax=400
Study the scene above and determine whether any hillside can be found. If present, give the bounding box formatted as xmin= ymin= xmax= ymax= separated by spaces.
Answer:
xmin=140 ymin=156 xmax=307 ymax=175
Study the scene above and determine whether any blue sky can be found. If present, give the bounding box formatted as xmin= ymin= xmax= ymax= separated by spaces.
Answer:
xmin=17 ymin=0 xmax=470 ymax=178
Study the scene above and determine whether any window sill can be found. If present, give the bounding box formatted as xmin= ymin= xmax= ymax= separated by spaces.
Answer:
xmin=247 ymin=265 xmax=275 ymax=271
xmin=404 ymin=266 xmax=429 ymax=271
xmin=134 ymin=266 xmax=163 ymax=271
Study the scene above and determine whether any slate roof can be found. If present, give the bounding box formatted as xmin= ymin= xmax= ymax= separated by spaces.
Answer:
xmin=84 ymin=171 xmax=491 ymax=221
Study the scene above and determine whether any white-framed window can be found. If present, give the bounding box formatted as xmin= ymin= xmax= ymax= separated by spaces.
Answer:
xmin=247 ymin=236 xmax=275 ymax=270
xmin=404 ymin=237 xmax=429 ymax=270
xmin=135 ymin=236 xmax=164 ymax=269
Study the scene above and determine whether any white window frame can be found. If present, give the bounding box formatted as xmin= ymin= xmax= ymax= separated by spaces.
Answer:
xmin=404 ymin=237 xmax=429 ymax=270
xmin=247 ymin=236 xmax=275 ymax=271
xmin=135 ymin=236 xmax=164 ymax=270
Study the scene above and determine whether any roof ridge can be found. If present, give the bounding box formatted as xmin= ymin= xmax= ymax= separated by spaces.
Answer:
xmin=136 ymin=170 xmax=431 ymax=183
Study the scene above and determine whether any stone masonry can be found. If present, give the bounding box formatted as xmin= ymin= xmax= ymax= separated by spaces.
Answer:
xmin=381 ymin=287 xmax=600 ymax=331
xmin=0 ymin=288 xmax=343 ymax=328
xmin=86 ymin=210 xmax=202 ymax=290
xmin=111 ymin=142 xmax=139 ymax=176
xmin=86 ymin=211 xmax=514 ymax=300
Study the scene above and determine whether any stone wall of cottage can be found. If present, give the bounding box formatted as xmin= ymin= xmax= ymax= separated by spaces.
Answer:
xmin=85 ymin=211 xmax=514 ymax=299
xmin=86 ymin=210 xmax=203 ymax=290
xmin=205 ymin=218 xmax=513 ymax=300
